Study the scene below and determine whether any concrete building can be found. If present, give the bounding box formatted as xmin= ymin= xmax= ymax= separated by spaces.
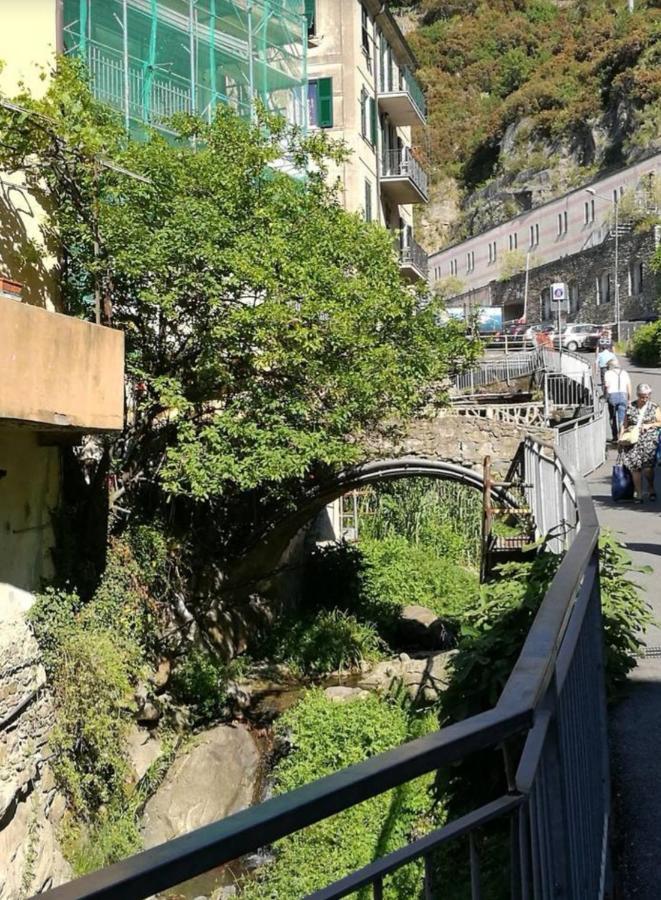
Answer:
xmin=429 ymin=152 xmax=661 ymax=325
xmin=307 ymin=0 xmax=429 ymax=280
xmin=0 ymin=4 xmax=125 ymax=610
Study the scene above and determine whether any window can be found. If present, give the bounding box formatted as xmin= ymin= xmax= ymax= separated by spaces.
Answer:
xmin=629 ymin=260 xmax=644 ymax=296
xmin=361 ymin=6 xmax=371 ymax=64
xmin=364 ymin=179 xmax=373 ymax=222
xmin=613 ymin=188 xmax=618 ymax=204
xmin=360 ymin=87 xmax=367 ymax=139
xmin=557 ymin=211 xmax=568 ymax=236
xmin=488 ymin=240 xmax=497 ymax=264
xmin=450 ymin=258 xmax=458 ymax=276
xmin=466 ymin=250 xmax=475 ymax=273
xmin=369 ymin=96 xmax=377 ymax=146
xmin=541 ymin=287 xmax=551 ymax=322
xmin=584 ymin=200 xmax=595 ymax=224
xmin=508 ymin=233 xmax=518 ymax=251
xmin=529 ymin=223 xmax=539 ymax=247
xmin=569 ymin=281 xmax=579 ymax=314
xmin=309 ymin=78 xmax=333 ymax=128
xmin=305 ymin=0 xmax=316 ymax=38
xmin=595 ymin=276 xmax=601 ymax=305
xmin=597 ymin=271 xmax=612 ymax=305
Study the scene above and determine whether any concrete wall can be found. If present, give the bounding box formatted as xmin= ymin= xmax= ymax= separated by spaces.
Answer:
xmin=0 ymin=2 xmax=60 ymax=311
xmin=0 ymin=296 xmax=125 ymax=431
xmin=0 ymin=429 xmax=59 ymax=597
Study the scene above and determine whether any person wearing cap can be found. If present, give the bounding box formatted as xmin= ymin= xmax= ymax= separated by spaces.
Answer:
xmin=620 ymin=383 xmax=661 ymax=502
xmin=597 ymin=345 xmax=616 ymax=392
xmin=603 ymin=358 xmax=631 ymax=441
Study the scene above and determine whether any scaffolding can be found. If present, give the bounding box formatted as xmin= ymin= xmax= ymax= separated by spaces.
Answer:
xmin=63 ymin=0 xmax=308 ymax=133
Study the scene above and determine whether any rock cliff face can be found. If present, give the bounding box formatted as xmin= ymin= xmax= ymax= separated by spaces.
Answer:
xmin=0 ymin=592 xmax=70 ymax=898
xmin=393 ymin=0 xmax=660 ymax=246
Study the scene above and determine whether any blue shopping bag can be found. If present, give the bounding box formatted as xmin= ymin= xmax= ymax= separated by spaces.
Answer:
xmin=612 ymin=455 xmax=634 ymax=501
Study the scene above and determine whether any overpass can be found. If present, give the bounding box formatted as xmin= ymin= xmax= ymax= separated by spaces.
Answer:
xmin=38 ymin=351 xmax=613 ymax=900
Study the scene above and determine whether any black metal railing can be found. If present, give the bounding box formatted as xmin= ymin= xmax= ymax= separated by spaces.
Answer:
xmin=380 ymin=148 xmax=429 ymax=200
xmin=38 ymin=437 xmax=608 ymax=900
xmin=379 ymin=65 xmax=427 ymax=120
xmin=399 ymin=238 xmax=428 ymax=279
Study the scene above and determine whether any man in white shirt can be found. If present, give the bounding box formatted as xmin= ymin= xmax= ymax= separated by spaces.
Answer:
xmin=604 ymin=359 xmax=632 ymax=441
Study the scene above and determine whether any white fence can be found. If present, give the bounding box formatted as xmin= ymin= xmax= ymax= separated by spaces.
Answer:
xmin=555 ymin=406 xmax=608 ymax=478
xmin=452 ymin=351 xmax=540 ymax=392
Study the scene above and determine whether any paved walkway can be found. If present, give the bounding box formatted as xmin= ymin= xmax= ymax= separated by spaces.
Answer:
xmin=587 ymin=362 xmax=661 ymax=898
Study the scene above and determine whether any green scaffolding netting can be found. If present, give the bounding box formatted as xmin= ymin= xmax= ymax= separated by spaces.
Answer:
xmin=63 ymin=0 xmax=308 ymax=132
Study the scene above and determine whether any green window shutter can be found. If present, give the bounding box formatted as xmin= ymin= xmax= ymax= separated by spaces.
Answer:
xmin=318 ymin=77 xmax=333 ymax=128
xmin=305 ymin=0 xmax=316 ymax=36
xmin=370 ymin=97 xmax=377 ymax=146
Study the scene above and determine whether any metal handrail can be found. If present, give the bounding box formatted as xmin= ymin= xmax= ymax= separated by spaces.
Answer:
xmin=38 ymin=439 xmax=606 ymax=900
xmin=380 ymin=148 xmax=429 ymax=198
xmin=379 ymin=65 xmax=427 ymax=119
xmin=398 ymin=237 xmax=428 ymax=278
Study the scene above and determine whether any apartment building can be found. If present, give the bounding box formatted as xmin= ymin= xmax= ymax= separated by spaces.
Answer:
xmin=0 ymin=5 xmax=125 ymax=609
xmin=60 ymin=0 xmax=308 ymax=132
xmin=429 ymin=152 xmax=661 ymax=324
xmin=306 ymin=0 xmax=429 ymax=280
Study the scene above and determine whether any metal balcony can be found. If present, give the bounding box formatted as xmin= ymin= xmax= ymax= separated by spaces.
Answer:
xmin=378 ymin=67 xmax=426 ymax=126
xmin=380 ymin=149 xmax=429 ymax=205
xmin=399 ymin=238 xmax=428 ymax=281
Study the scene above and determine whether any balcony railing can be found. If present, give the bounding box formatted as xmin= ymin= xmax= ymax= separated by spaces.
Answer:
xmin=378 ymin=66 xmax=426 ymax=125
xmin=399 ymin=238 xmax=428 ymax=280
xmin=380 ymin=148 xmax=429 ymax=205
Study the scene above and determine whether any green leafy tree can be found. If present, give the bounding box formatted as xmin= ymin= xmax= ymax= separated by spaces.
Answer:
xmin=0 ymin=60 xmax=476 ymax=508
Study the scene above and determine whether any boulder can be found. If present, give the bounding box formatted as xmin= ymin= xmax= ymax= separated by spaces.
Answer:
xmin=126 ymin=726 xmax=163 ymax=782
xmin=141 ymin=724 xmax=261 ymax=848
xmin=397 ymin=605 xmax=453 ymax=650
xmin=323 ymin=686 xmax=371 ymax=703
xmin=358 ymin=651 xmax=455 ymax=705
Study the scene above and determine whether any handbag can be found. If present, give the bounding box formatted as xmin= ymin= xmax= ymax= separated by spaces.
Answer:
xmin=612 ymin=453 xmax=634 ymax=501
xmin=619 ymin=401 xmax=649 ymax=447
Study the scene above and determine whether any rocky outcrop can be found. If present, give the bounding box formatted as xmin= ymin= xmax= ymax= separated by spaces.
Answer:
xmin=358 ymin=651 xmax=455 ymax=705
xmin=141 ymin=724 xmax=261 ymax=849
xmin=0 ymin=595 xmax=70 ymax=898
xmin=397 ymin=605 xmax=453 ymax=651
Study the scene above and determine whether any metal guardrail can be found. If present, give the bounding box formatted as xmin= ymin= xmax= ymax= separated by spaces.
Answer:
xmin=381 ymin=148 xmax=429 ymax=199
xmin=452 ymin=351 xmax=540 ymax=392
xmin=556 ymin=407 xmax=608 ymax=478
xmin=38 ymin=439 xmax=609 ymax=900
xmin=399 ymin=238 xmax=428 ymax=279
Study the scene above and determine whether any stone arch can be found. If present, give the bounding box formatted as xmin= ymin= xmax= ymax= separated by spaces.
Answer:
xmin=226 ymin=456 xmax=516 ymax=597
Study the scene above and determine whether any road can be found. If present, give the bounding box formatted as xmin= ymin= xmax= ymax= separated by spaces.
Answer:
xmin=587 ymin=360 xmax=661 ymax=899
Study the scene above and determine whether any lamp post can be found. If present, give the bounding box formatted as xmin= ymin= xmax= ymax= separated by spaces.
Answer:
xmin=586 ymin=187 xmax=620 ymax=342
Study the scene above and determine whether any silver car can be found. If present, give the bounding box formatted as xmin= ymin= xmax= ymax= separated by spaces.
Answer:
xmin=556 ymin=323 xmax=601 ymax=352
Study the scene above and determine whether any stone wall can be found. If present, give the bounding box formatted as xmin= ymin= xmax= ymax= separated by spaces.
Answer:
xmin=365 ymin=412 xmax=554 ymax=477
xmin=0 ymin=595 xmax=70 ymax=898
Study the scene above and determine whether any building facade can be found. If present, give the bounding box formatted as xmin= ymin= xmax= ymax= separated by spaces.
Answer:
xmin=307 ymin=0 xmax=429 ymax=280
xmin=1 ymin=5 xmax=125 ymax=609
xmin=61 ymin=0 xmax=308 ymax=132
xmin=429 ymin=152 xmax=661 ymax=324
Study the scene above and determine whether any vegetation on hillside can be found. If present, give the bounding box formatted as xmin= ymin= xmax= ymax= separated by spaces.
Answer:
xmin=395 ymin=0 xmax=660 ymax=236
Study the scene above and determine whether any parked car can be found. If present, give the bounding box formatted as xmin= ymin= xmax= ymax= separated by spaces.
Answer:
xmin=554 ymin=323 xmax=602 ymax=352
xmin=525 ymin=324 xmax=555 ymax=346
xmin=491 ymin=322 xmax=527 ymax=346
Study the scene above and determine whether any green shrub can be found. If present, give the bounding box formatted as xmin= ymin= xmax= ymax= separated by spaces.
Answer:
xmin=49 ymin=627 xmax=138 ymax=815
xmin=599 ymin=531 xmax=654 ymax=699
xmin=252 ymin=609 xmax=385 ymax=678
xmin=629 ymin=321 xmax=661 ymax=366
xmin=169 ymin=647 xmax=249 ymax=724
xmin=358 ymin=479 xmax=482 ymax=564
xmin=62 ymin=807 xmax=142 ymax=877
xmin=241 ymin=691 xmax=441 ymax=899
xmin=28 ymin=587 xmax=82 ymax=672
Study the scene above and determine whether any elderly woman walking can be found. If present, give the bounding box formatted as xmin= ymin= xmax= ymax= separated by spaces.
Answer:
xmin=620 ymin=383 xmax=661 ymax=502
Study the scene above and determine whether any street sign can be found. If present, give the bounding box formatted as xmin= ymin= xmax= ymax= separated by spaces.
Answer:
xmin=551 ymin=282 xmax=568 ymax=302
